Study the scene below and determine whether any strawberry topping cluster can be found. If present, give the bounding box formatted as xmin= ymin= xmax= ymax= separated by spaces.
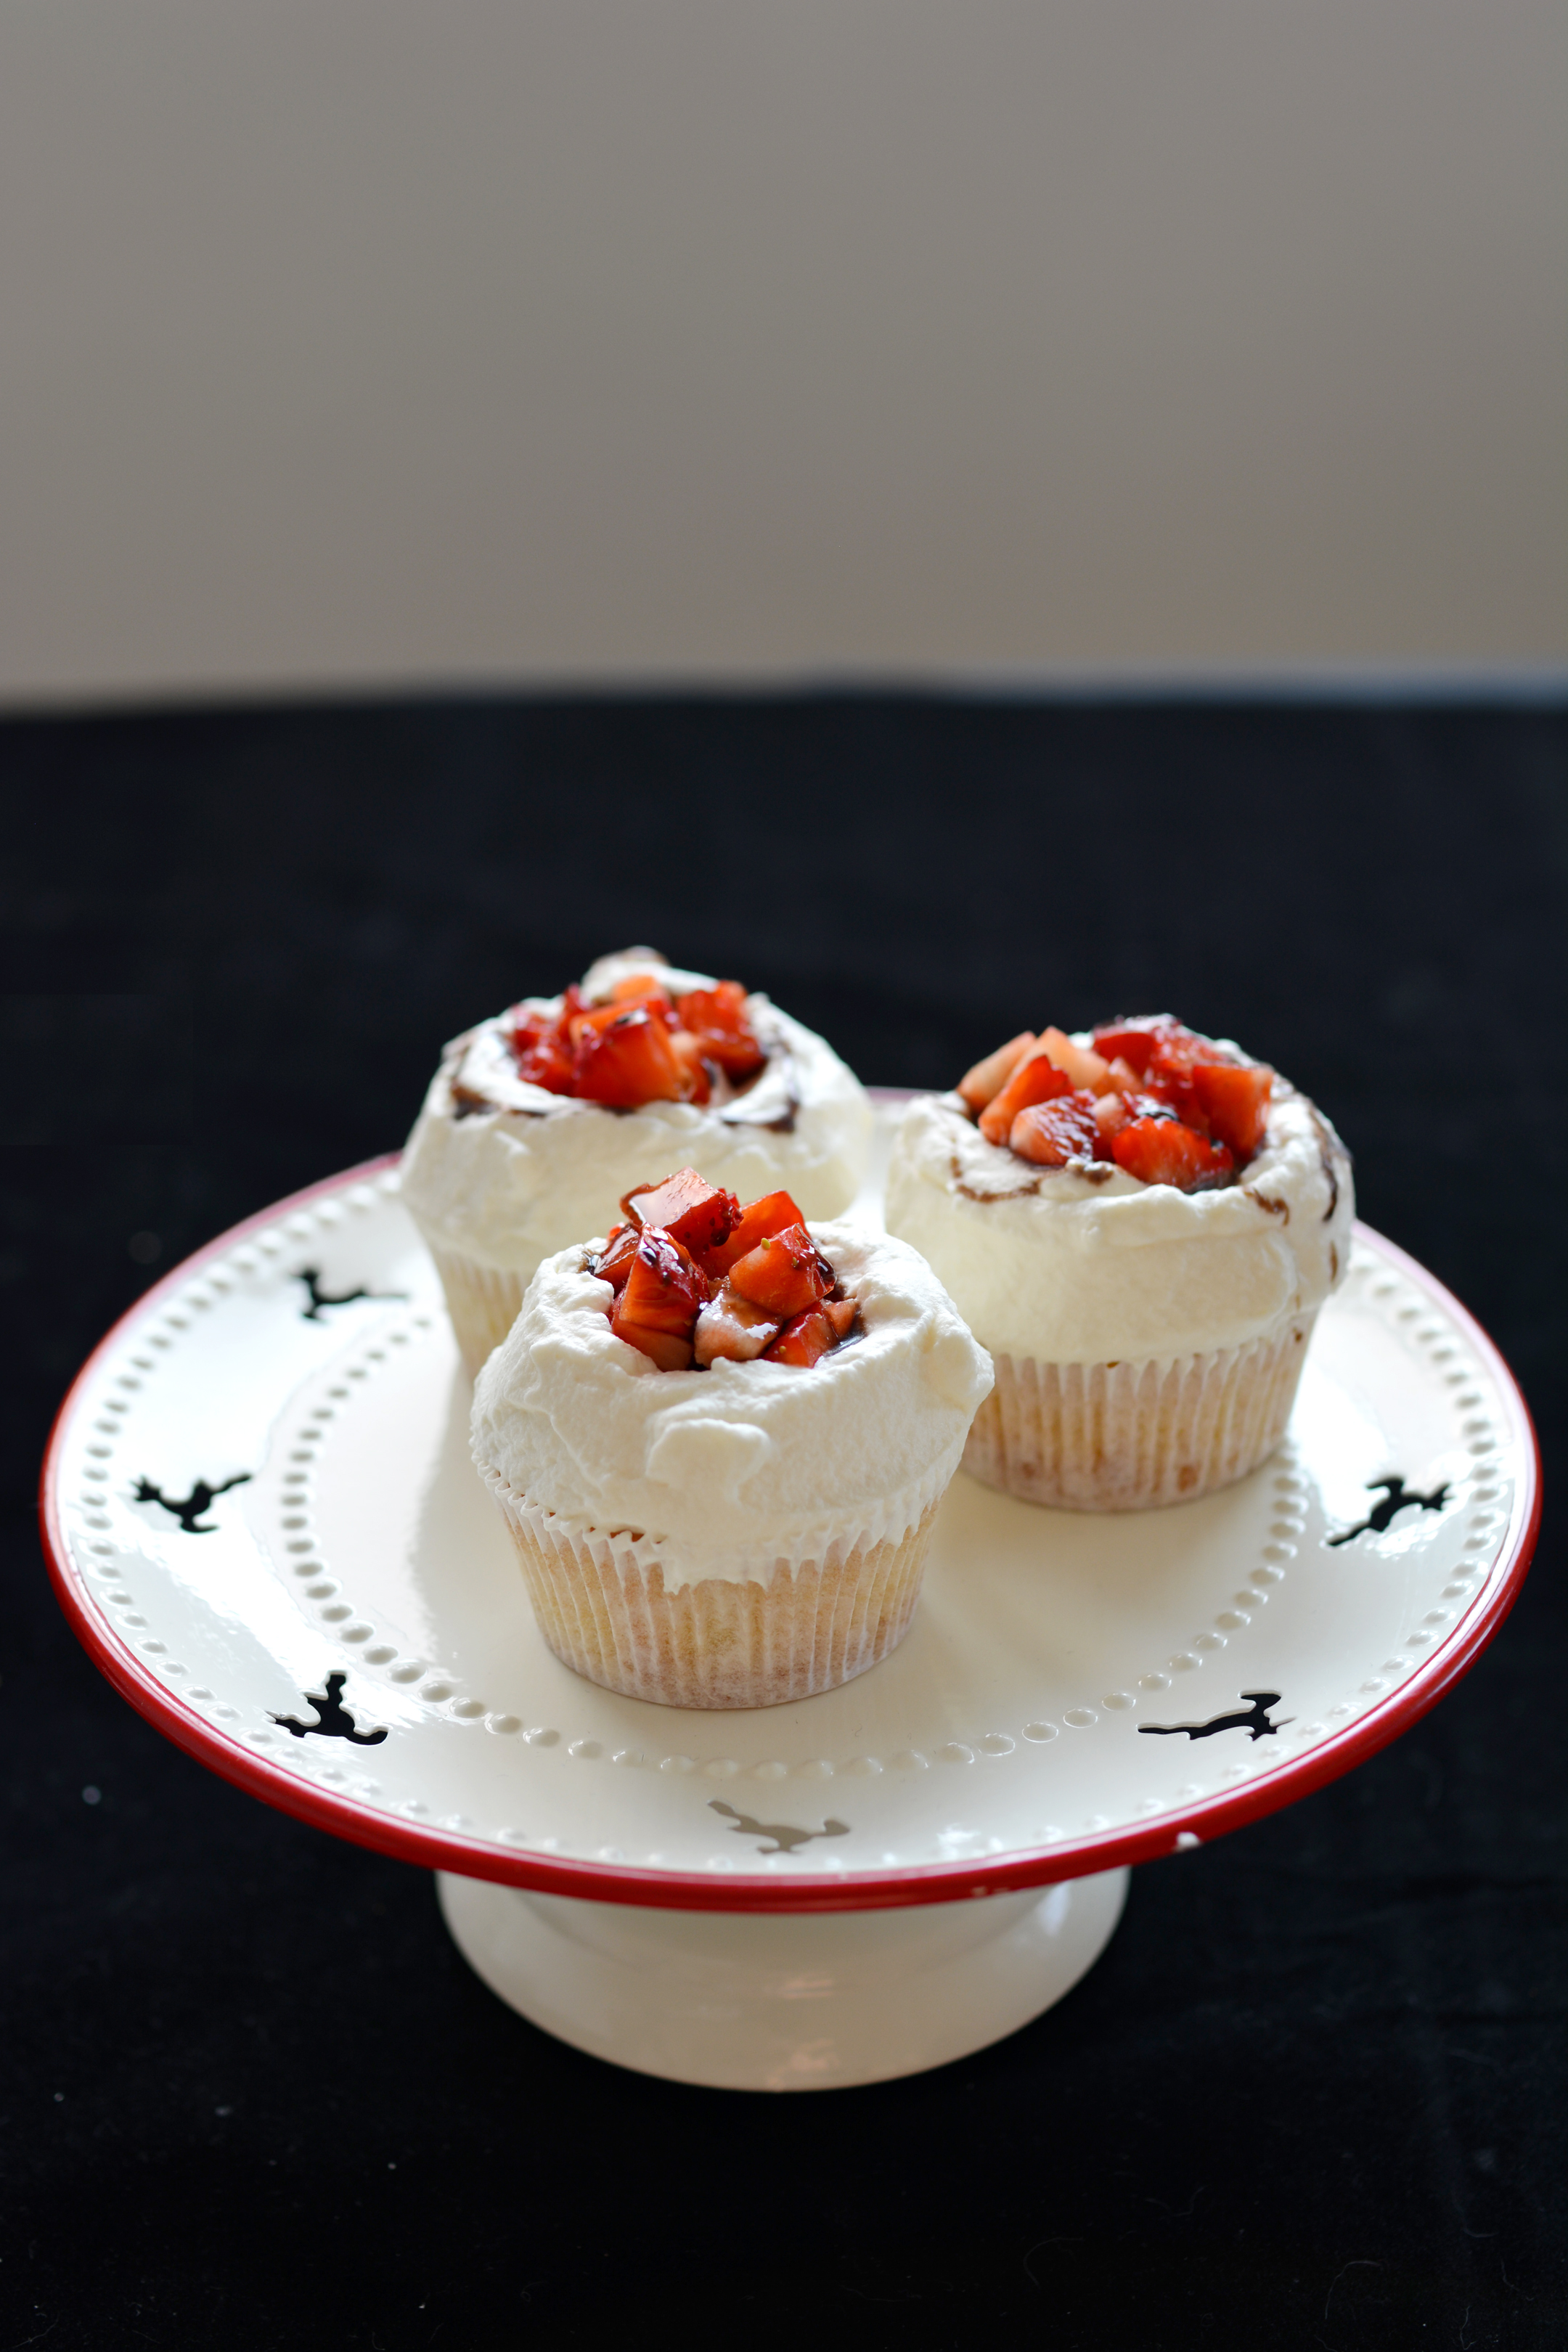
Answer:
xmin=510 ymin=975 xmax=765 ymax=1109
xmin=588 ymin=1167 xmax=859 ymax=1372
xmin=956 ymin=1016 xmax=1273 ymax=1193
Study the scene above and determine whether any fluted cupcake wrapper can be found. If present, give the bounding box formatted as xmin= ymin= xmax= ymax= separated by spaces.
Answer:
xmin=478 ymin=1469 xmax=942 ymax=1708
xmin=424 ymin=1244 xmax=536 ymax=1379
xmin=963 ymin=1316 xmax=1316 ymax=1512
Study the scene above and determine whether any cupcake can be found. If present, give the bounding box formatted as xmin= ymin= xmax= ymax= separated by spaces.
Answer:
xmin=401 ymin=947 xmax=873 ymax=1376
xmin=884 ymin=1015 xmax=1353 ymax=1511
xmin=470 ymin=1167 xmax=992 ymax=1707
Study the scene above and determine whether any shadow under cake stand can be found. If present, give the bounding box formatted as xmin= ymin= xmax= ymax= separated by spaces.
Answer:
xmin=42 ymin=1124 xmax=1538 ymax=2091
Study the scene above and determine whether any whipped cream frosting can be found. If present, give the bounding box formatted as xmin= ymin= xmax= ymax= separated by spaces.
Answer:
xmin=400 ymin=951 xmax=872 ymax=1280
xmin=884 ymin=1045 xmax=1354 ymax=1366
xmin=470 ymin=1222 xmax=994 ymax=1588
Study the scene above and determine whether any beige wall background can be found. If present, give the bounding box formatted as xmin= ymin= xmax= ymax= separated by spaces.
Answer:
xmin=0 ymin=0 xmax=1563 ymax=703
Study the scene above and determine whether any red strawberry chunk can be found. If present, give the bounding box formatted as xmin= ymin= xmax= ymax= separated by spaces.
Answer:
xmin=572 ymin=1003 xmax=688 ymax=1106
xmin=609 ymin=1230 xmax=710 ymax=1368
xmin=823 ymin=1297 xmax=859 ymax=1341
xmin=607 ymin=974 xmax=676 ymax=1013
xmin=726 ymin=1222 xmax=829 ymax=1319
xmin=1112 ymin=1117 xmax=1235 ymax=1192
xmin=674 ymin=981 xmax=766 ymax=1080
xmin=1192 ymin=1062 xmax=1272 ymax=1160
xmin=764 ymin=1306 xmax=837 ymax=1368
xmin=1090 ymin=1017 xmax=1180 ymax=1077
xmin=692 ymin=1281 xmax=780 ymax=1367
xmin=1009 ymin=1091 xmax=1101 ymax=1166
xmin=515 ymin=1032 xmax=575 ymax=1094
xmin=1092 ymin=1090 xmax=1132 ymax=1148
xmin=1142 ymin=1033 xmax=1234 ymax=1127
xmin=590 ymin=1222 xmax=639 ymax=1293
xmin=707 ymin=1188 xmax=807 ymax=1275
xmin=669 ymin=1029 xmax=713 ymax=1104
xmin=957 ymin=1031 xmax=1036 ymax=1112
xmin=978 ymin=1049 xmax=1073 ymax=1145
xmin=621 ymin=1167 xmax=741 ymax=1262
xmin=510 ymin=998 xmax=577 ymax=1094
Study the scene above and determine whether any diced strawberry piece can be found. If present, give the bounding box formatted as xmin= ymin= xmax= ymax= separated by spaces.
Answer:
xmin=957 ymin=1032 xmax=1036 ymax=1112
xmin=1092 ymin=1090 xmax=1132 ymax=1149
xmin=609 ymin=1230 xmax=709 ymax=1368
xmin=621 ymin=1168 xmax=742 ymax=1262
xmin=669 ymin=1029 xmax=713 ymax=1103
xmin=727 ymin=1222 xmax=829 ymax=1319
xmin=1145 ymin=1029 xmax=1239 ymax=1124
xmin=1009 ymin=1090 xmax=1101 ymax=1165
xmin=1091 ymin=1016 xmax=1191 ymax=1078
xmin=590 ymin=1222 xmax=639 ymax=1292
xmin=608 ymin=974 xmax=675 ymax=1014
xmin=1192 ymin=1062 xmax=1273 ymax=1161
xmin=978 ymin=1048 xmax=1073 ymax=1144
xmin=1104 ymin=1056 xmax=1142 ymax=1096
xmin=1112 ymin=1118 xmax=1235 ymax=1192
xmin=674 ymin=981 xmax=766 ymax=1080
xmin=1037 ymin=1026 xmax=1112 ymax=1094
xmin=764 ymin=1306 xmax=837 ymax=1368
xmin=509 ymin=997 xmax=577 ymax=1094
xmin=706 ymin=1188 xmax=808 ymax=1275
xmin=823 ymin=1296 xmax=858 ymax=1341
xmin=515 ymin=1033 xmax=575 ymax=1093
xmin=692 ymin=1281 xmax=780 ymax=1367
xmin=572 ymin=1004 xmax=687 ymax=1106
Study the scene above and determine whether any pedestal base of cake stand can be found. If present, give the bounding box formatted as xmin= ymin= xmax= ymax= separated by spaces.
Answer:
xmin=436 ymin=1866 xmax=1130 ymax=2091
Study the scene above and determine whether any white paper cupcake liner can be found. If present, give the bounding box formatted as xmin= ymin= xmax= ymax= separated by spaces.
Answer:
xmin=425 ymin=1244 xmax=535 ymax=1379
xmin=476 ymin=1467 xmax=947 ymax=1708
xmin=962 ymin=1315 xmax=1316 ymax=1511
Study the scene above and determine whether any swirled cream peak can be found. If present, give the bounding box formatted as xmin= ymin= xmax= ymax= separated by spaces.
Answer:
xmin=399 ymin=954 xmax=872 ymax=1277
xmin=470 ymin=1222 xmax=993 ymax=1587
xmin=884 ymin=1061 xmax=1353 ymax=1366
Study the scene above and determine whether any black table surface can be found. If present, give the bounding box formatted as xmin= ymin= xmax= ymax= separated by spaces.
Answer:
xmin=3 ymin=693 xmax=1562 ymax=2350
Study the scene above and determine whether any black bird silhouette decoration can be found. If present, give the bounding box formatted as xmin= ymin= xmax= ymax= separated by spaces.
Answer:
xmin=1328 ymin=1475 xmax=1450 ymax=1547
xmin=271 ymin=1671 xmax=387 ymax=1746
xmin=709 ymin=1800 xmax=850 ymax=1856
xmin=297 ymin=1267 xmax=407 ymax=1323
xmin=132 ymin=1471 xmax=251 ymax=1534
xmin=1140 ymin=1690 xmax=1289 ymax=1743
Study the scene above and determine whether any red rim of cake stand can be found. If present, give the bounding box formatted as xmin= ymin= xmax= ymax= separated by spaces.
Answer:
xmin=40 ymin=1148 xmax=1541 ymax=1916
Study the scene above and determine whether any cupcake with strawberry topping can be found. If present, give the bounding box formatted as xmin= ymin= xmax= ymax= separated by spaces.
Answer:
xmin=471 ymin=1167 xmax=992 ymax=1707
xmin=401 ymin=948 xmax=872 ymax=1376
xmin=884 ymin=1016 xmax=1352 ymax=1511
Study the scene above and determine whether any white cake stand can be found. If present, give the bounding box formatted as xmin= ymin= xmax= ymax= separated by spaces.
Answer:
xmin=41 ymin=1104 xmax=1538 ymax=2090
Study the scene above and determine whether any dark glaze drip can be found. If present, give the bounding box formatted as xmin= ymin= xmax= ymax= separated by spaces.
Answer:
xmin=1329 ymin=1241 xmax=1339 ymax=1282
xmin=1304 ymin=1103 xmax=1350 ymax=1222
xmin=1245 ymin=1188 xmax=1290 ymax=1220
xmin=1140 ymin=1691 xmax=1288 ymax=1742
xmin=717 ymin=1026 xmax=799 ymax=1132
xmin=448 ymin=1054 xmax=550 ymax=1118
xmin=950 ymin=1151 xmax=1044 ymax=1205
xmin=720 ymin=1090 xmax=799 ymax=1135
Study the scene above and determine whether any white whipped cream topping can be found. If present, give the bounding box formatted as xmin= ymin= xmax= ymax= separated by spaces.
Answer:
xmin=470 ymin=1222 xmax=994 ymax=1589
xmin=884 ymin=1048 xmax=1354 ymax=1366
xmin=400 ymin=952 xmax=873 ymax=1279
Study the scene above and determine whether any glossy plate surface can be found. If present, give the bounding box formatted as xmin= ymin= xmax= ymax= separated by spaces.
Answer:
xmin=42 ymin=1103 xmax=1538 ymax=1913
